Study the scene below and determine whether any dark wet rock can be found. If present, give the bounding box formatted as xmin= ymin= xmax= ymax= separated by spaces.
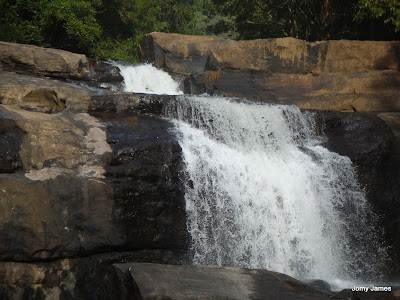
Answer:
xmin=94 ymin=111 xmax=186 ymax=251
xmin=87 ymin=58 xmax=123 ymax=83
xmin=0 ymin=251 xmax=187 ymax=300
xmin=0 ymin=118 xmax=25 ymax=173
xmin=314 ymin=111 xmax=400 ymax=275
xmin=89 ymin=92 xmax=141 ymax=112
xmin=115 ymin=262 xmax=339 ymax=300
xmin=305 ymin=279 xmax=332 ymax=291
xmin=89 ymin=92 xmax=175 ymax=115
xmin=0 ymin=103 xmax=186 ymax=262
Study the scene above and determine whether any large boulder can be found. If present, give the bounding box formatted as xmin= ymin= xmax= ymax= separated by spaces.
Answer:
xmin=139 ymin=33 xmax=400 ymax=113
xmin=0 ymin=41 xmax=122 ymax=82
xmin=139 ymin=32 xmax=235 ymax=75
xmin=115 ymin=262 xmax=339 ymax=299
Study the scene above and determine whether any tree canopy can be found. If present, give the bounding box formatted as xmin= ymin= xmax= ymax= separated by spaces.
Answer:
xmin=0 ymin=0 xmax=398 ymax=62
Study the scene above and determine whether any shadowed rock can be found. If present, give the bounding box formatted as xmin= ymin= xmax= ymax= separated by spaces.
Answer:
xmin=115 ymin=262 xmax=338 ymax=299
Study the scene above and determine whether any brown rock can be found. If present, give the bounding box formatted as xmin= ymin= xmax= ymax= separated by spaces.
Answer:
xmin=200 ymin=70 xmax=400 ymax=112
xmin=139 ymin=32 xmax=235 ymax=75
xmin=207 ymin=38 xmax=400 ymax=74
xmin=0 ymin=41 xmax=122 ymax=82
xmin=0 ymin=71 xmax=95 ymax=111
xmin=140 ymin=33 xmax=400 ymax=112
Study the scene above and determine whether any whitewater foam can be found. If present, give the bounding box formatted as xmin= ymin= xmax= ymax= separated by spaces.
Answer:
xmin=164 ymin=95 xmax=388 ymax=291
xmin=115 ymin=63 xmax=183 ymax=95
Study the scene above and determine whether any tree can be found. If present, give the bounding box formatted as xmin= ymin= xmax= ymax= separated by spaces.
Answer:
xmin=216 ymin=0 xmax=399 ymax=41
xmin=41 ymin=0 xmax=103 ymax=53
xmin=0 ymin=0 xmax=196 ymax=61
xmin=356 ymin=0 xmax=400 ymax=32
xmin=0 ymin=0 xmax=102 ymax=54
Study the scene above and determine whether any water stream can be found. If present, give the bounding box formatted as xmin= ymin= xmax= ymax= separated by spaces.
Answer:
xmin=115 ymin=62 xmax=183 ymax=95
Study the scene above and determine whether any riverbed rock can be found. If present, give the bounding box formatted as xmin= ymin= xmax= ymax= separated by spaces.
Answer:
xmin=0 ymin=41 xmax=122 ymax=82
xmin=140 ymin=33 xmax=400 ymax=112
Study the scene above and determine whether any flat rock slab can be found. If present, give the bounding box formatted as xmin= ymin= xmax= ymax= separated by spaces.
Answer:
xmin=114 ymin=263 xmax=337 ymax=300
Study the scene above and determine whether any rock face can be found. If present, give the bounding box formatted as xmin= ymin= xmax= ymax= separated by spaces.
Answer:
xmin=0 ymin=91 xmax=186 ymax=262
xmin=314 ymin=111 xmax=400 ymax=273
xmin=140 ymin=33 xmax=400 ymax=112
xmin=139 ymin=32 xmax=235 ymax=75
xmin=0 ymin=41 xmax=122 ymax=82
xmin=0 ymin=42 xmax=186 ymax=264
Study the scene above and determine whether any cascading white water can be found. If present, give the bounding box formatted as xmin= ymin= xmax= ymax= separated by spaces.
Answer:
xmin=164 ymin=95 xmax=387 ymax=291
xmin=114 ymin=63 xmax=388 ymax=290
xmin=115 ymin=63 xmax=183 ymax=95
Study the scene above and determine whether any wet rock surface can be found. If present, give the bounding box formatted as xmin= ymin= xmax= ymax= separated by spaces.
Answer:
xmin=115 ymin=262 xmax=339 ymax=300
xmin=94 ymin=111 xmax=186 ymax=251
xmin=0 ymin=105 xmax=186 ymax=262
xmin=315 ymin=111 xmax=400 ymax=275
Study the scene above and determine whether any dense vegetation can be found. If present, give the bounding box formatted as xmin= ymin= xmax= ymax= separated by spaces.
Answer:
xmin=0 ymin=0 xmax=399 ymax=62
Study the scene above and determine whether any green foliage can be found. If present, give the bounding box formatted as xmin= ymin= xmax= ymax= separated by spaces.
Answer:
xmin=0 ymin=0 xmax=46 ymax=45
xmin=41 ymin=0 xmax=103 ymax=53
xmin=0 ymin=0 xmax=195 ymax=61
xmin=0 ymin=0 xmax=398 ymax=63
xmin=214 ymin=0 xmax=399 ymax=41
xmin=216 ymin=0 xmax=362 ymax=41
xmin=188 ymin=0 xmax=238 ymax=38
xmin=356 ymin=0 xmax=400 ymax=32
xmin=93 ymin=38 xmax=138 ymax=63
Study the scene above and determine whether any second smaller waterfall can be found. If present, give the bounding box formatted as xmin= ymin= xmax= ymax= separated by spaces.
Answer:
xmin=115 ymin=63 xmax=183 ymax=95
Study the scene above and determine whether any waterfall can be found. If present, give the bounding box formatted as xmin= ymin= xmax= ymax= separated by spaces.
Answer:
xmin=164 ymin=95 xmax=388 ymax=291
xmin=115 ymin=64 xmax=388 ymax=290
xmin=115 ymin=63 xmax=183 ymax=95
